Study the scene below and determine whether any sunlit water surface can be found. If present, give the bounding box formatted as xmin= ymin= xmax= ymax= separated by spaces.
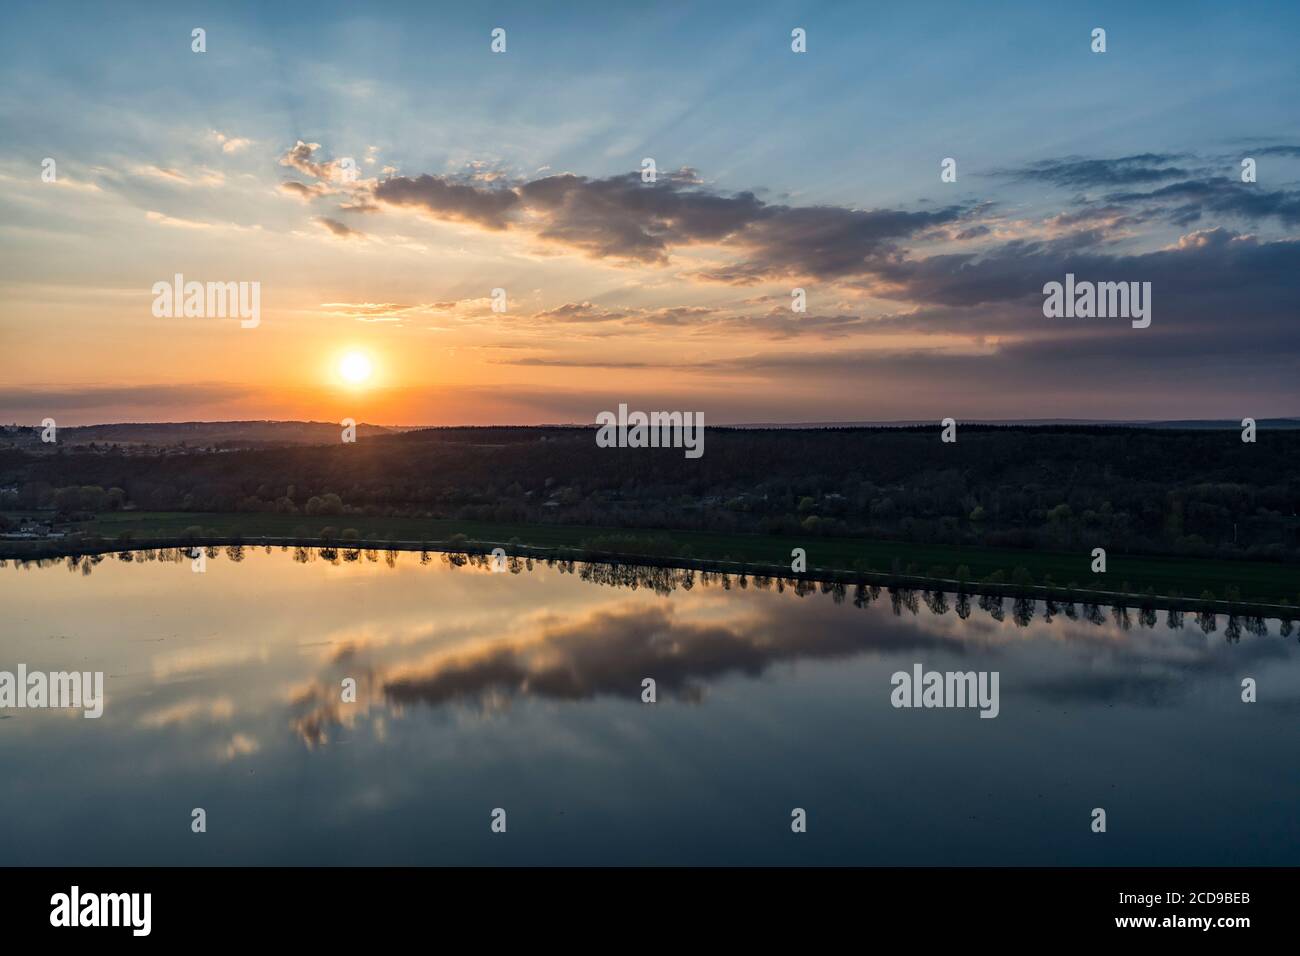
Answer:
xmin=1 ymin=547 xmax=1297 ymax=865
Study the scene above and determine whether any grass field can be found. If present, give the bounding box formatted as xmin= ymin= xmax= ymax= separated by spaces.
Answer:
xmin=54 ymin=510 xmax=1300 ymax=606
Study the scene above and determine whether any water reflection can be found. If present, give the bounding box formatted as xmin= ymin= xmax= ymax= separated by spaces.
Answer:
xmin=1 ymin=547 xmax=1298 ymax=865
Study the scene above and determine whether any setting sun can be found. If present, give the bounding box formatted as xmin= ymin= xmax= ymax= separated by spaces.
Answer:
xmin=338 ymin=351 xmax=373 ymax=385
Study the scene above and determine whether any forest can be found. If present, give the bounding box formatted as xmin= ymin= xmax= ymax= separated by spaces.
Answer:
xmin=2 ymin=424 xmax=1297 ymax=565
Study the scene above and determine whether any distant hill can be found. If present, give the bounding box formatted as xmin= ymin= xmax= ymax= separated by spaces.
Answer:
xmin=729 ymin=418 xmax=1300 ymax=430
xmin=52 ymin=421 xmax=398 ymax=447
xmin=4 ymin=418 xmax=1297 ymax=450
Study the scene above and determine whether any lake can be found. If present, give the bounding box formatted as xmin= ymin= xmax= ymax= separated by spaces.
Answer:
xmin=1 ymin=546 xmax=1297 ymax=865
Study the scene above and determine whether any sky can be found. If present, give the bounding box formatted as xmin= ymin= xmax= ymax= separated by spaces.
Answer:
xmin=1 ymin=0 xmax=1298 ymax=426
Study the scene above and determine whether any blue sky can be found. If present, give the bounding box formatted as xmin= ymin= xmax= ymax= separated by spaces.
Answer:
xmin=1 ymin=0 xmax=1298 ymax=423
xmin=9 ymin=1 xmax=1297 ymax=206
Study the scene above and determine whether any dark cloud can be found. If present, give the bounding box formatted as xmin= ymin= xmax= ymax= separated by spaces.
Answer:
xmin=373 ymin=173 xmax=519 ymax=229
xmin=517 ymin=172 xmax=768 ymax=262
xmin=367 ymin=167 xmax=966 ymax=278
xmin=279 ymin=180 xmax=327 ymax=200
xmin=503 ymin=216 xmax=1300 ymax=351
xmin=532 ymin=302 xmax=631 ymax=323
xmin=1015 ymin=146 xmax=1300 ymax=231
xmin=1250 ymin=144 xmax=1300 ymax=157
xmin=876 ymin=227 xmax=1300 ymax=327
xmin=698 ymin=204 xmax=966 ymax=283
xmin=506 ymin=301 xmax=876 ymax=341
xmin=705 ymin=310 xmax=878 ymax=340
xmin=1105 ymin=177 xmax=1300 ymax=227
xmin=1044 ymin=205 xmax=1144 ymax=229
xmin=315 ymin=216 xmax=364 ymax=239
xmin=526 ymin=302 xmax=721 ymax=329
xmin=376 ymin=149 xmax=1286 ymax=279
xmin=1003 ymin=153 xmax=1190 ymax=188
xmin=638 ymin=306 xmax=717 ymax=325
xmin=504 ymin=357 xmax=665 ymax=368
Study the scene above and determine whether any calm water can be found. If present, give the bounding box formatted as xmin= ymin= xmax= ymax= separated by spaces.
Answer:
xmin=1 ymin=547 xmax=1297 ymax=865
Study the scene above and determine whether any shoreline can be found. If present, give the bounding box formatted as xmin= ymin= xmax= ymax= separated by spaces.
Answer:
xmin=3 ymin=533 xmax=1294 ymax=620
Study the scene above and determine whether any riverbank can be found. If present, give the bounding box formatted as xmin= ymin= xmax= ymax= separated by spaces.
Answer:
xmin=1 ymin=511 xmax=1295 ymax=617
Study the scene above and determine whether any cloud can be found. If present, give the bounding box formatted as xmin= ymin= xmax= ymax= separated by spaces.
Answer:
xmin=709 ymin=309 xmax=878 ymax=339
xmin=373 ymin=173 xmax=520 ymax=229
xmin=1105 ymin=177 xmax=1300 ymax=227
xmin=145 ymin=210 xmax=211 ymax=229
xmin=1249 ymin=144 xmax=1300 ymax=157
xmin=995 ymin=147 xmax=1300 ymax=234
xmin=289 ymin=596 xmax=973 ymax=744
xmin=318 ymin=301 xmax=417 ymax=322
xmin=132 ymin=164 xmax=224 ymax=187
xmin=257 ymin=143 xmax=1300 ymax=416
xmin=532 ymin=302 xmax=631 ymax=323
xmin=314 ymin=299 xmax=495 ymax=326
xmin=210 ymin=130 xmax=251 ymax=154
xmin=220 ymin=733 xmax=260 ymax=760
xmin=527 ymin=302 xmax=721 ymax=327
xmin=138 ymin=696 xmax=235 ymax=729
xmin=359 ymin=166 xmax=969 ymax=278
xmin=280 ymin=180 xmax=328 ymax=201
xmin=0 ymin=383 xmax=255 ymax=416
xmin=706 ymin=204 xmax=968 ymax=282
xmin=638 ymin=305 xmax=718 ymax=325
xmin=132 ymin=165 xmax=190 ymax=183
xmin=515 ymin=171 xmax=766 ymax=261
xmin=280 ymin=140 xmax=328 ymax=178
xmin=278 ymin=140 xmax=360 ymax=186
xmin=1002 ymin=153 xmax=1191 ymax=188
xmin=315 ymin=216 xmax=365 ymax=239
xmin=873 ymin=227 xmax=1300 ymax=342
xmin=300 ymin=145 xmax=1291 ymax=289
xmin=338 ymin=198 xmax=379 ymax=213
xmin=504 ymin=302 xmax=873 ymax=341
xmin=145 ymin=210 xmax=259 ymax=232
xmin=502 ymin=357 xmax=667 ymax=368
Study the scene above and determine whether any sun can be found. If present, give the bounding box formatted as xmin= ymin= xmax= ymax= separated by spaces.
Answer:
xmin=338 ymin=351 xmax=373 ymax=385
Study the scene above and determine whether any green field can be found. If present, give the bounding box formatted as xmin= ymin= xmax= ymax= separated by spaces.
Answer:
xmin=46 ymin=510 xmax=1299 ymax=606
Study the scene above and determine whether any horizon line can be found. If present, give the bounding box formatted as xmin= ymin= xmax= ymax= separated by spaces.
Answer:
xmin=5 ymin=416 xmax=1300 ymax=431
